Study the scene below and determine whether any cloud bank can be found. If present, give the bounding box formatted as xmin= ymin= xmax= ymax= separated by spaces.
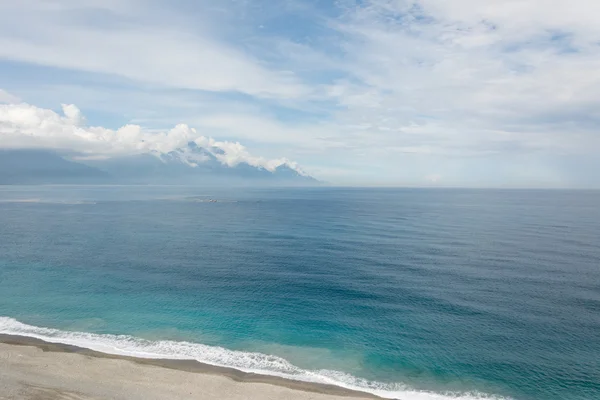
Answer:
xmin=0 ymin=101 xmax=306 ymax=174
xmin=0 ymin=1 xmax=599 ymax=186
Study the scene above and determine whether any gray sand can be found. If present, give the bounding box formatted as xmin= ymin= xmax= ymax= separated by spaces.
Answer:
xmin=0 ymin=338 xmax=376 ymax=400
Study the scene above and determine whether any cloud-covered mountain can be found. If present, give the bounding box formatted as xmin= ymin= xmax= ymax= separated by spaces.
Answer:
xmin=82 ymin=142 xmax=316 ymax=185
xmin=0 ymin=146 xmax=316 ymax=185
xmin=0 ymin=102 xmax=317 ymax=185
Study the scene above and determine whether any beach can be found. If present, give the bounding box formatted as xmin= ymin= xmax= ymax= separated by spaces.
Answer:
xmin=0 ymin=336 xmax=373 ymax=400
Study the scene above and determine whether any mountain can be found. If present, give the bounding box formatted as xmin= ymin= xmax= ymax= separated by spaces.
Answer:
xmin=0 ymin=149 xmax=109 ymax=184
xmin=83 ymin=142 xmax=317 ymax=185
xmin=0 ymin=145 xmax=317 ymax=185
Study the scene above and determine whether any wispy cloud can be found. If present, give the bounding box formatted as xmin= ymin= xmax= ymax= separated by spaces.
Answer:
xmin=0 ymin=0 xmax=599 ymax=186
xmin=0 ymin=1 xmax=310 ymax=99
xmin=326 ymin=0 xmax=600 ymax=153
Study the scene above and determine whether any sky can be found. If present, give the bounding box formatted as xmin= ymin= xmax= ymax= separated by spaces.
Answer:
xmin=0 ymin=0 xmax=599 ymax=187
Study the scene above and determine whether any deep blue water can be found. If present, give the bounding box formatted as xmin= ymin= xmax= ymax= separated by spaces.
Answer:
xmin=0 ymin=186 xmax=599 ymax=399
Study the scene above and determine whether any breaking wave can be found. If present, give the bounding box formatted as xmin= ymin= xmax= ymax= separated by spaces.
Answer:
xmin=0 ymin=317 xmax=508 ymax=400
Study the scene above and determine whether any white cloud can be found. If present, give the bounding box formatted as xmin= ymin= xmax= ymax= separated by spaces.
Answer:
xmin=1 ymin=1 xmax=599 ymax=185
xmin=0 ymin=1 xmax=309 ymax=99
xmin=0 ymin=102 xmax=306 ymax=174
xmin=326 ymin=0 xmax=600 ymax=156
xmin=195 ymin=137 xmax=307 ymax=175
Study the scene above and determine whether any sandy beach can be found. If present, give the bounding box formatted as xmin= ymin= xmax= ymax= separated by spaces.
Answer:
xmin=0 ymin=336 xmax=374 ymax=400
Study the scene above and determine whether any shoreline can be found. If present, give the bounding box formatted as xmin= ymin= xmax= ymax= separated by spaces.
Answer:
xmin=0 ymin=333 xmax=379 ymax=399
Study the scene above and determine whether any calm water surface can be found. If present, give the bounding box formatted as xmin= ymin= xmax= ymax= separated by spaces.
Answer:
xmin=0 ymin=186 xmax=599 ymax=400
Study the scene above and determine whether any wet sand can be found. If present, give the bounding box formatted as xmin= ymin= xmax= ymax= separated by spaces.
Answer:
xmin=0 ymin=334 xmax=378 ymax=400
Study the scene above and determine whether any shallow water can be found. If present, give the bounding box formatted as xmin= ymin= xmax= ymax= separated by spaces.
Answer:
xmin=0 ymin=186 xmax=599 ymax=399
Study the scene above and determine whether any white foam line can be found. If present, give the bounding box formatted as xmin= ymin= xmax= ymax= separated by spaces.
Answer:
xmin=0 ymin=317 xmax=509 ymax=400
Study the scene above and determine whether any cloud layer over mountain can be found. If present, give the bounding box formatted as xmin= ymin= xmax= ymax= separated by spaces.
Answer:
xmin=1 ymin=1 xmax=599 ymax=186
xmin=0 ymin=102 xmax=307 ymax=176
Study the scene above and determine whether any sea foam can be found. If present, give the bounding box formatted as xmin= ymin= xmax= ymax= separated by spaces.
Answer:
xmin=0 ymin=317 xmax=508 ymax=400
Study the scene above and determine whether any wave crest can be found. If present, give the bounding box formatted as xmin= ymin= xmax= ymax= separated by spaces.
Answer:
xmin=0 ymin=317 xmax=508 ymax=400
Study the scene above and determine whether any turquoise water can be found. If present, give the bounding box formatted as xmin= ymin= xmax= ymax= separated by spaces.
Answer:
xmin=0 ymin=186 xmax=599 ymax=399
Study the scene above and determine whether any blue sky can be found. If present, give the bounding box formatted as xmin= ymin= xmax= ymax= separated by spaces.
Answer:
xmin=0 ymin=0 xmax=599 ymax=187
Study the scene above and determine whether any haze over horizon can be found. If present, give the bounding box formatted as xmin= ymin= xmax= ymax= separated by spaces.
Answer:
xmin=1 ymin=0 xmax=599 ymax=188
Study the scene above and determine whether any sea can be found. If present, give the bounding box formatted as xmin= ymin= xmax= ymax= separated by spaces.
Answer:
xmin=0 ymin=185 xmax=598 ymax=400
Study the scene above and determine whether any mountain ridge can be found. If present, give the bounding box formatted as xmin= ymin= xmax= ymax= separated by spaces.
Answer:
xmin=0 ymin=145 xmax=317 ymax=185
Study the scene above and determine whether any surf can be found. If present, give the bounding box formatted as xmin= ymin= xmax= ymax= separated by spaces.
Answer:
xmin=0 ymin=317 xmax=508 ymax=400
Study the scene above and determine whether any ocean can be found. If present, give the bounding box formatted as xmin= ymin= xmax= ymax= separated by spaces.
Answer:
xmin=0 ymin=186 xmax=598 ymax=400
